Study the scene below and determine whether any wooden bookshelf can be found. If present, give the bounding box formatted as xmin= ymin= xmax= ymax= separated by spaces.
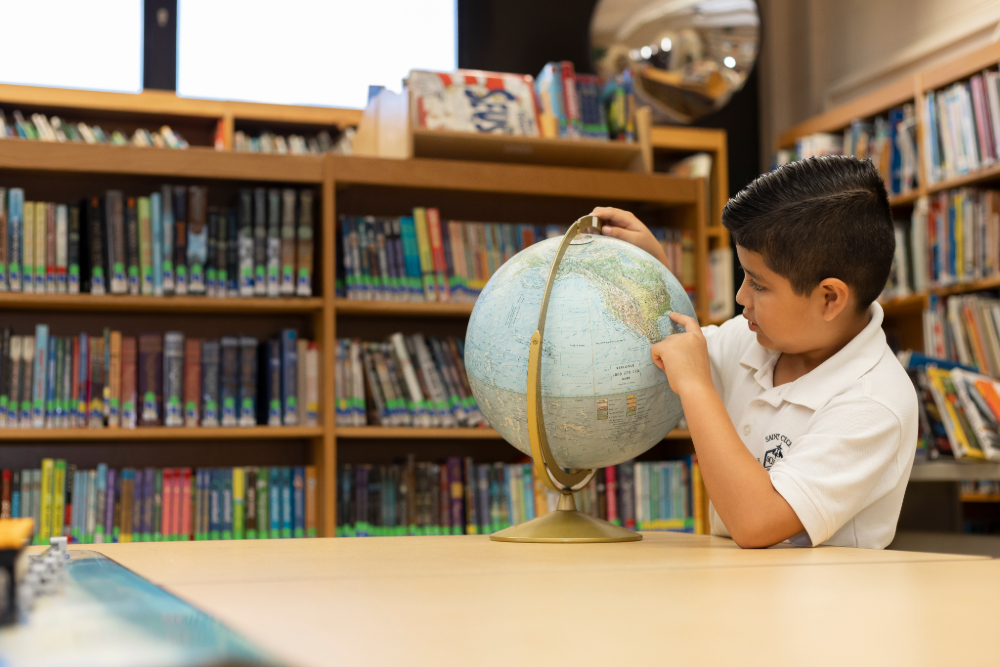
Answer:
xmin=0 ymin=85 xmax=718 ymax=537
xmin=910 ymin=462 xmax=1000 ymax=482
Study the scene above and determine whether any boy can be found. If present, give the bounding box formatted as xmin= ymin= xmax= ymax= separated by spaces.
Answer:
xmin=592 ymin=155 xmax=918 ymax=549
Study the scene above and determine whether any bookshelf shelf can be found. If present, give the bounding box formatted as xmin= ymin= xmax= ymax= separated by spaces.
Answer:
xmin=879 ymin=293 xmax=928 ymax=317
xmin=332 ymin=155 xmax=699 ymax=204
xmin=925 ymin=162 xmax=1000 ymax=195
xmin=910 ymin=462 xmax=1000 ymax=481
xmin=410 ymin=128 xmax=644 ymax=171
xmin=888 ymin=191 xmax=920 ymax=207
xmin=0 ymin=426 xmax=324 ymax=441
xmin=961 ymin=494 xmax=1000 ymax=502
xmin=334 ymin=299 xmax=474 ymax=317
xmin=0 ymin=141 xmax=324 ymax=183
xmin=335 ymin=426 xmax=693 ymax=440
xmin=0 ymin=293 xmax=323 ymax=314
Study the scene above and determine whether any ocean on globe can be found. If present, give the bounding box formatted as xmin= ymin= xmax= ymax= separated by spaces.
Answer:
xmin=464 ymin=233 xmax=697 ymax=471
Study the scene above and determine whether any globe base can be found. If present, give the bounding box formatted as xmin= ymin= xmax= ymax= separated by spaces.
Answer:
xmin=490 ymin=493 xmax=642 ymax=543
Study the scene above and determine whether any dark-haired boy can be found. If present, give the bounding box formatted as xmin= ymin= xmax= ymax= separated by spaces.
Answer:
xmin=592 ymin=155 xmax=918 ymax=549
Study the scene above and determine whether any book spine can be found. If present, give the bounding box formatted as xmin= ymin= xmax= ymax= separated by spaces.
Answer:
xmin=66 ymin=204 xmax=80 ymax=294
xmin=253 ymin=188 xmax=267 ymax=295
xmin=217 ymin=209 xmax=230 ymax=297
xmin=201 ymin=340 xmax=220 ymax=427
xmin=183 ymin=337 xmax=201 ymax=426
xmin=205 ymin=210 xmax=218 ymax=297
xmin=245 ymin=468 xmax=257 ymax=539
xmin=7 ymin=189 xmax=23 ymax=292
xmin=266 ymin=338 xmax=282 ymax=426
xmin=103 ymin=191 xmax=125 ymax=294
xmin=238 ymin=336 xmax=257 ymax=427
xmin=55 ymin=204 xmax=68 ymax=293
xmin=269 ymin=467 xmax=281 ymax=538
xmin=412 ymin=208 xmax=436 ymax=301
xmin=138 ymin=334 xmax=163 ymax=426
xmin=0 ymin=188 xmax=7 ymax=291
xmin=235 ymin=190 xmax=255 ymax=296
xmin=31 ymin=324 xmax=48 ymax=428
xmin=107 ymin=331 xmax=121 ymax=428
xmin=279 ymin=329 xmax=298 ymax=426
xmin=280 ymin=188 xmax=297 ymax=295
xmin=41 ymin=202 xmax=51 ymax=293
xmin=281 ymin=467 xmax=292 ymax=538
xmin=220 ymin=336 xmax=239 ymax=426
xmin=124 ymin=197 xmax=140 ymax=295
xmin=173 ymin=187 xmax=188 ymax=295
xmin=222 ymin=468 xmax=233 ymax=539
xmin=163 ymin=332 xmax=184 ymax=426
xmin=266 ymin=189 xmax=281 ymax=297
xmin=291 ymin=466 xmax=304 ymax=538
xmin=118 ymin=336 xmax=136 ymax=429
xmin=256 ymin=467 xmax=269 ymax=539
xmin=22 ymin=200 xmax=33 ymax=294
xmin=209 ymin=469 xmax=221 ymax=540
xmin=187 ymin=186 xmax=207 ymax=294
xmin=180 ymin=468 xmax=192 ymax=540
xmin=304 ymin=465 xmax=316 ymax=537
xmin=290 ymin=189 xmax=315 ymax=297
xmin=160 ymin=185 xmax=174 ymax=294
xmin=53 ymin=459 xmax=66 ymax=541
xmin=137 ymin=197 xmax=154 ymax=295
xmin=150 ymin=192 xmax=163 ymax=296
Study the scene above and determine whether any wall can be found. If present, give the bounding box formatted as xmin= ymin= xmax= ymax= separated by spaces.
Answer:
xmin=759 ymin=0 xmax=1000 ymax=168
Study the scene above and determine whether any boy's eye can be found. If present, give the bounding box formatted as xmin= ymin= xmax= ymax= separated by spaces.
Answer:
xmin=749 ymin=278 xmax=764 ymax=292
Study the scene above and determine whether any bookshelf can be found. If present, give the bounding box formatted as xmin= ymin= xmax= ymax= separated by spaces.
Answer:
xmin=0 ymin=87 xmax=712 ymax=536
xmin=777 ymin=41 xmax=1000 ymax=536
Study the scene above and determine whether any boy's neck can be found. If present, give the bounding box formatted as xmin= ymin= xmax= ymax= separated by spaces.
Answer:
xmin=773 ymin=309 xmax=871 ymax=387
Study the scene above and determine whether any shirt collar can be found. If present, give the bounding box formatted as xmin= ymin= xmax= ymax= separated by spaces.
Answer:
xmin=738 ymin=302 xmax=888 ymax=411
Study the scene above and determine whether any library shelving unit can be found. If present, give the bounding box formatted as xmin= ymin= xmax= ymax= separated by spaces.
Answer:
xmin=0 ymin=85 xmax=714 ymax=536
xmin=777 ymin=40 xmax=1000 ymax=538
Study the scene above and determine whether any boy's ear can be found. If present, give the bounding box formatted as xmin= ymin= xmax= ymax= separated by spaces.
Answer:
xmin=817 ymin=278 xmax=851 ymax=321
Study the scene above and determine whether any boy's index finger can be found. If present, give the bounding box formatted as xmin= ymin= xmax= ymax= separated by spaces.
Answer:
xmin=668 ymin=311 xmax=699 ymax=334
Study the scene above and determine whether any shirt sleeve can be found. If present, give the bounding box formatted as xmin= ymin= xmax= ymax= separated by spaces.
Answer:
xmin=767 ymin=396 xmax=903 ymax=547
xmin=702 ymin=316 xmax=748 ymax=401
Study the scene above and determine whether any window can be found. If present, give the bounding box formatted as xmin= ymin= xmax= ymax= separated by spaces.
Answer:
xmin=177 ymin=0 xmax=457 ymax=109
xmin=0 ymin=0 xmax=143 ymax=94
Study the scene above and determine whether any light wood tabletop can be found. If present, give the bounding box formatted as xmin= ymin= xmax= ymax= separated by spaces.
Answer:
xmin=67 ymin=533 xmax=998 ymax=667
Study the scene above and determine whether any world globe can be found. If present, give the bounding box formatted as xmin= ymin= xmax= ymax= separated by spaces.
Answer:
xmin=464 ymin=231 xmax=697 ymax=471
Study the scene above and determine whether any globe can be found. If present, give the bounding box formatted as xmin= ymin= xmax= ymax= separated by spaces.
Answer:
xmin=464 ymin=232 xmax=697 ymax=471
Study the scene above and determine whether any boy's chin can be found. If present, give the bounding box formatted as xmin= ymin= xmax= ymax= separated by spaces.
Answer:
xmin=753 ymin=330 xmax=781 ymax=352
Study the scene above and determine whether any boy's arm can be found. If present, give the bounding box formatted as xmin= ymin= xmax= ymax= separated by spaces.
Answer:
xmin=653 ymin=312 xmax=805 ymax=548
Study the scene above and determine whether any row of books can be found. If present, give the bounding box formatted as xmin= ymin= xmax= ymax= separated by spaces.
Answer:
xmin=337 ymin=457 xmax=704 ymax=536
xmin=0 ymin=326 xmax=318 ymax=429
xmin=923 ymin=71 xmax=1000 ymax=184
xmin=961 ymin=479 xmax=1000 ymax=497
xmin=534 ymin=61 xmax=631 ymax=141
xmin=902 ymin=350 xmax=1000 ymax=461
xmin=335 ymin=335 xmax=482 ymax=428
xmin=921 ymin=294 xmax=1000 ymax=382
xmin=232 ymin=129 xmax=351 ymax=155
xmin=0 ymin=462 xmax=317 ymax=545
xmin=0 ymin=186 xmax=316 ymax=297
xmin=0 ymin=109 xmax=190 ymax=149
xmin=772 ymin=105 xmax=918 ymax=196
xmin=409 ymin=67 xmax=636 ymax=143
xmin=336 ymin=209 xmax=697 ymax=303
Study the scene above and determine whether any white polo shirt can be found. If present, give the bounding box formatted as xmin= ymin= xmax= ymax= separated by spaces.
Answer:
xmin=702 ymin=302 xmax=918 ymax=549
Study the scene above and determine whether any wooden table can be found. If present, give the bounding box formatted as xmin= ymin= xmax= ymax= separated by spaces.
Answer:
xmin=68 ymin=533 xmax=999 ymax=666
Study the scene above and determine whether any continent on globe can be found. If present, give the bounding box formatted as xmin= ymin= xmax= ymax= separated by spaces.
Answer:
xmin=464 ymin=233 xmax=697 ymax=471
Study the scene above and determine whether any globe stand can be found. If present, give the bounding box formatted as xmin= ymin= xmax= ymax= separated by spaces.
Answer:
xmin=491 ymin=216 xmax=643 ymax=544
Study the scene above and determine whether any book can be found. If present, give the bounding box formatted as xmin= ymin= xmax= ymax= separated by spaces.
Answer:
xmin=67 ymin=204 xmax=80 ymax=294
xmin=220 ymin=336 xmax=239 ymax=427
xmin=139 ymin=334 xmax=163 ymax=426
xmin=124 ymin=197 xmax=140 ymax=295
xmin=163 ymin=332 xmax=185 ymax=427
xmin=238 ymin=189 xmax=255 ymax=296
xmin=202 ymin=340 xmax=220 ymax=427
xmin=266 ymin=189 xmax=281 ymax=297
xmin=138 ymin=197 xmax=154 ymax=295
xmin=184 ymin=337 xmax=202 ymax=427
xmin=121 ymin=337 xmax=137 ymax=429
xmin=173 ymin=186 xmax=188 ymax=295
xmin=150 ymin=192 xmax=164 ymax=296
xmin=187 ymin=186 xmax=208 ymax=294
xmin=280 ymin=188 xmax=297 ymax=295
xmin=409 ymin=69 xmax=540 ymax=136
xmin=239 ymin=336 xmax=258 ymax=427
xmin=253 ymin=188 xmax=267 ymax=295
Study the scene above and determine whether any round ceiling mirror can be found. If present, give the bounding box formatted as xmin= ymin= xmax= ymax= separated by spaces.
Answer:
xmin=591 ymin=0 xmax=760 ymax=124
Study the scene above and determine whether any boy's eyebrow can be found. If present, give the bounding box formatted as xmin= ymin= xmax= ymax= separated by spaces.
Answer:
xmin=743 ymin=267 xmax=764 ymax=281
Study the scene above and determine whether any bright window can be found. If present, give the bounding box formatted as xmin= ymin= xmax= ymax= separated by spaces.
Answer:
xmin=0 ymin=0 xmax=142 ymax=93
xmin=177 ymin=0 xmax=457 ymax=109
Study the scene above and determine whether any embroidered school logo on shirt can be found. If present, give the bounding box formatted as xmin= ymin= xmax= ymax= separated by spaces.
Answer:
xmin=762 ymin=434 xmax=792 ymax=470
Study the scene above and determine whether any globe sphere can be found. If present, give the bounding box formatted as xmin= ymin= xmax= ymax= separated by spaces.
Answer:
xmin=464 ymin=233 xmax=696 ymax=470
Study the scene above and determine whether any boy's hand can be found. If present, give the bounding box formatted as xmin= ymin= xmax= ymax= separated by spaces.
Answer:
xmin=651 ymin=312 xmax=712 ymax=397
xmin=590 ymin=207 xmax=671 ymax=270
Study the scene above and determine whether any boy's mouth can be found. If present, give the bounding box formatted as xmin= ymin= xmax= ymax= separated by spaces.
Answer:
xmin=743 ymin=313 xmax=759 ymax=331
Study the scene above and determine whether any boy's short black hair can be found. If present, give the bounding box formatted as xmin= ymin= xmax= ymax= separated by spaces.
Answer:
xmin=722 ymin=155 xmax=894 ymax=313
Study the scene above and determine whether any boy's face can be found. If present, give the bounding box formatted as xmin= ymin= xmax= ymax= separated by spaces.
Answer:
xmin=734 ymin=246 xmax=854 ymax=353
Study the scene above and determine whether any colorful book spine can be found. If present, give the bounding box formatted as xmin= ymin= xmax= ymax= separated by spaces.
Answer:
xmin=125 ymin=197 xmax=140 ymax=295
xmin=280 ymin=188 xmax=297 ymax=295
xmin=163 ymin=332 xmax=184 ymax=427
xmin=266 ymin=189 xmax=281 ymax=297
xmin=8 ymin=189 xmax=23 ymax=292
xmin=412 ymin=208 xmax=437 ymax=301
xmin=183 ymin=337 xmax=202 ymax=427
xmin=201 ymin=339 xmax=220 ymax=427
xmin=238 ymin=336 xmax=257 ymax=427
xmin=138 ymin=196 xmax=154 ymax=295
xmin=161 ymin=185 xmax=175 ymax=294
xmin=55 ymin=204 xmax=68 ymax=293
xmin=187 ymin=186 xmax=207 ymax=294
xmin=296 ymin=190 xmax=314 ymax=296
xmin=173 ymin=186 xmax=188 ymax=295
